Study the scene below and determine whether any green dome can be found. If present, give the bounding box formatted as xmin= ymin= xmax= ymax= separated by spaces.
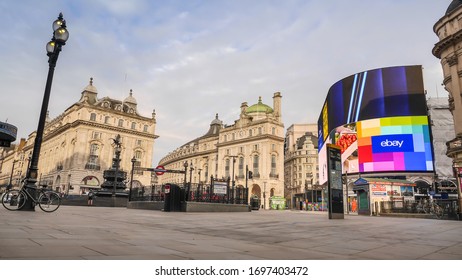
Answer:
xmin=246 ymin=96 xmax=273 ymax=114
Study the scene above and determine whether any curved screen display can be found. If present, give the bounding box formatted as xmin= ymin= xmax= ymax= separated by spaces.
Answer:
xmin=318 ymin=66 xmax=434 ymax=184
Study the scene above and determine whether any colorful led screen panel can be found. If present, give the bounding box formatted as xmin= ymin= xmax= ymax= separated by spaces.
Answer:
xmin=318 ymin=65 xmax=426 ymax=150
xmin=356 ymin=116 xmax=433 ymax=173
xmin=317 ymin=65 xmax=432 ymax=184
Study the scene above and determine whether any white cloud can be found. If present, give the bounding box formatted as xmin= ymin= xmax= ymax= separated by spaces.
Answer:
xmin=0 ymin=0 xmax=449 ymax=165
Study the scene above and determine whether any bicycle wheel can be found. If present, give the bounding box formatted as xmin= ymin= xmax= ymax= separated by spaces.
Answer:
xmin=38 ymin=191 xmax=61 ymax=212
xmin=1 ymin=190 xmax=27 ymax=211
xmin=434 ymin=205 xmax=444 ymax=219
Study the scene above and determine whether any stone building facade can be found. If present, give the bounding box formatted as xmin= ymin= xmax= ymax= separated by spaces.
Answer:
xmin=433 ymin=0 xmax=462 ymax=204
xmin=0 ymin=78 xmax=157 ymax=195
xmin=158 ymin=93 xmax=284 ymax=209
xmin=284 ymin=124 xmax=319 ymax=209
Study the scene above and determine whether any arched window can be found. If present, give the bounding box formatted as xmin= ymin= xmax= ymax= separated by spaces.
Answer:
xmin=104 ymin=116 xmax=110 ymax=124
xmin=238 ymin=157 xmax=244 ymax=177
xmin=131 ymin=122 xmax=136 ymax=129
xmin=118 ymin=119 xmax=124 ymax=127
xmin=86 ymin=143 xmax=100 ymax=170
xmin=143 ymin=125 xmax=148 ymax=132
xmin=90 ymin=144 xmax=99 ymax=158
xmin=135 ymin=150 xmax=142 ymax=159
xmin=134 ymin=150 xmax=143 ymax=175
xmin=204 ymin=165 xmax=209 ymax=182
xmin=90 ymin=113 xmax=96 ymax=121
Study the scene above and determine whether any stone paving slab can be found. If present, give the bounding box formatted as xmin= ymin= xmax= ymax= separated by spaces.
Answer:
xmin=1 ymin=206 xmax=462 ymax=260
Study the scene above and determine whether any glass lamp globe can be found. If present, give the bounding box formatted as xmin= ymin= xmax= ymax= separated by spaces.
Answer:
xmin=46 ymin=41 xmax=56 ymax=54
xmin=53 ymin=18 xmax=64 ymax=31
xmin=54 ymin=27 xmax=69 ymax=44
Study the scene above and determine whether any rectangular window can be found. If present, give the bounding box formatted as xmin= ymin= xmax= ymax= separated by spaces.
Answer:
xmin=253 ymin=155 xmax=259 ymax=176
xmin=225 ymin=159 xmax=230 ymax=178
xmin=238 ymin=157 xmax=244 ymax=177
xmin=271 ymin=155 xmax=276 ymax=175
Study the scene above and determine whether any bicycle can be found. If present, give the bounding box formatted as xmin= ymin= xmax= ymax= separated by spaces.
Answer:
xmin=415 ymin=199 xmax=429 ymax=214
xmin=1 ymin=183 xmax=61 ymax=212
xmin=428 ymin=200 xmax=444 ymax=219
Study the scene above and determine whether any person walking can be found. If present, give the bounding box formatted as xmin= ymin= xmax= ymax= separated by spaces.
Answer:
xmin=87 ymin=191 xmax=94 ymax=206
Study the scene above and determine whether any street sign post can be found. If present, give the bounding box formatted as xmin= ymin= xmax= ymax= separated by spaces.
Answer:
xmin=135 ymin=166 xmax=186 ymax=175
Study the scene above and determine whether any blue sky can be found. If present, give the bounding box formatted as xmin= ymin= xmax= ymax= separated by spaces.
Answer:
xmin=0 ymin=0 xmax=450 ymax=165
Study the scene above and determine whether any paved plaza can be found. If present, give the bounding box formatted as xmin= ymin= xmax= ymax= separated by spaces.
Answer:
xmin=1 ymin=206 xmax=462 ymax=260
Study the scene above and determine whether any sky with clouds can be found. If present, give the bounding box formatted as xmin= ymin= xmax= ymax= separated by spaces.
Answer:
xmin=0 ymin=0 xmax=451 ymax=165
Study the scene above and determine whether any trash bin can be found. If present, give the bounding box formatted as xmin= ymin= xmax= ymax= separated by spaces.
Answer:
xmin=163 ymin=184 xmax=183 ymax=212
xmin=250 ymin=195 xmax=260 ymax=210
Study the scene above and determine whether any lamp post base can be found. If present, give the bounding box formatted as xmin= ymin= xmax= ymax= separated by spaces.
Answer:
xmin=18 ymin=181 xmax=36 ymax=211
xmin=111 ymin=194 xmax=116 ymax=207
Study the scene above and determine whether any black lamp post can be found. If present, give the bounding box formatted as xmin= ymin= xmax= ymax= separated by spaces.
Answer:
xmin=21 ymin=13 xmax=69 ymax=211
xmin=183 ymin=161 xmax=188 ymax=187
xmin=7 ymin=160 xmax=17 ymax=190
xmin=189 ymin=162 xmax=194 ymax=186
xmin=129 ymin=156 xmax=136 ymax=202
xmin=230 ymin=156 xmax=237 ymax=203
xmin=197 ymin=168 xmax=202 ymax=200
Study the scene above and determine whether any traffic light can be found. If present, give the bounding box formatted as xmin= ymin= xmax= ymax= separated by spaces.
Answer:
xmin=248 ymin=171 xmax=253 ymax=179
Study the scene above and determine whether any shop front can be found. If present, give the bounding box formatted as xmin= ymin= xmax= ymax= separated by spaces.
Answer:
xmin=353 ymin=177 xmax=416 ymax=215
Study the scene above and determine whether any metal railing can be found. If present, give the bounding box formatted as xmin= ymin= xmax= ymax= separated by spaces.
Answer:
xmin=377 ymin=199 xmax=459 ymax=220
xmin=129 ymin=183 xmax=249 ymax=205
xmin=187 ymin=183 xmax=249 ymax=204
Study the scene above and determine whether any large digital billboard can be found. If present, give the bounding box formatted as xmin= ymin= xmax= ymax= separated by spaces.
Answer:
xmin=318 ymin=66 xmax=434 ymax=184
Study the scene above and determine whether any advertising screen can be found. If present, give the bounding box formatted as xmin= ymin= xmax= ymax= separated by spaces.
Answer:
xmin=318 ymin=66 xmax=434 ymax=184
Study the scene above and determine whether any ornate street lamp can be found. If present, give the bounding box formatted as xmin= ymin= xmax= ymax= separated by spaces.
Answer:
xmin=183 ymin=161 xmax=188 ymax=187
xmin=129 ymin=156 xmax=136 ymax=202
xmin=21 ymin=13 xmax=69 ymax=211
xmin=188 ymin=162 xmax=194 ymax=201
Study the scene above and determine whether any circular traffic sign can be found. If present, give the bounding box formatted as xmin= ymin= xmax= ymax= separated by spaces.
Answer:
xmin=155 ymin=165 xmax=166 ymax=175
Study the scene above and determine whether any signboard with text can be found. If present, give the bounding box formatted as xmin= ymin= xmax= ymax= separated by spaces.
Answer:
xmin=327 ymin=144 xmax=344 ymax=219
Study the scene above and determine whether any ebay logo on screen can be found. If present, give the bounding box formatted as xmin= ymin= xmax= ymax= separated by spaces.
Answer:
xmin=372 ymin=134 xmax=414 ymax=153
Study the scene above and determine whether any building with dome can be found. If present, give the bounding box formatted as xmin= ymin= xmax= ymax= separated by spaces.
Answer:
xmin=433 ymin=0 xmax=462 ymax=210
xmin=158 ymin=92 xmax=284 ymax=209
xmin=0 ymin=78 xmax=158 ymax=195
